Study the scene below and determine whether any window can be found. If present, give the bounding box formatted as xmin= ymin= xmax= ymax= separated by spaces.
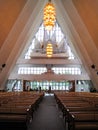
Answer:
xmin=18 ymin=67 xmax=47 ymax=74
xmin=24 ymin=21 xmax=75 ymax=59
xmin=52 ymin=67 xmax=81 ymax=75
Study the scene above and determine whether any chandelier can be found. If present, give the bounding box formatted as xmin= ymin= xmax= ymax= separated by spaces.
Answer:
xmin=43 ymin=0 xmax=56 ymax=30
xmin=46 ymin=42 xmax=53 ymax=57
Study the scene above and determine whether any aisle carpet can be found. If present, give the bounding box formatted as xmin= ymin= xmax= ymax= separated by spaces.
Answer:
xmin=28 ymin=94 xmax=66 ymax=130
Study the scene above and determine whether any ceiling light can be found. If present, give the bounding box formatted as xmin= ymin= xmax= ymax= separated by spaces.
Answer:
xmin=43 ymin=0 xmax=56 ymax=30
xmin=46 ymin=42 xmax=53 ymax=57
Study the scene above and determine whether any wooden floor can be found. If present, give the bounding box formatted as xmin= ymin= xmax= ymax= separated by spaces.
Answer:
xmin=28 ymin=93 xmax=66 ymax=130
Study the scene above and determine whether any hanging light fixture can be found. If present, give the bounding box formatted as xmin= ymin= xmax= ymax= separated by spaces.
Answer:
xmin=46 ymin=41 xmax=53 ymax=57
xmin=43 ymin=0 xmax=56 ymax=30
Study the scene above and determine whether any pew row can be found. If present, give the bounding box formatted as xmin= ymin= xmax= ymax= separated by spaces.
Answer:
xmin=67 ymin=110 xmax=98 ymax=130
xmin=0 ymin=91 xmax=44 ymax=130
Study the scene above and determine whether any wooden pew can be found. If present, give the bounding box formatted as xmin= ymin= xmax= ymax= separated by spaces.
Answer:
xmin=0 ymin=108 xmax=31 ymax=130
xmin=66 ymin=110 xmax=98 ymax=130
xmin=0 ymin=91 xmax=44 ymax=130
xmin=54 ymin=91 xmax=98 ymax=130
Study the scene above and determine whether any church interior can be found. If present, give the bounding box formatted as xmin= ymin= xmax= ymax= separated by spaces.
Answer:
xmin=0 ymin=0 xmax=98 ymax=130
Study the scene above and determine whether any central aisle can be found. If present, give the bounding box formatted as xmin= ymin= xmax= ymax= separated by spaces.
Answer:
xmin=28 ymin=93 xmax=65 ymax=130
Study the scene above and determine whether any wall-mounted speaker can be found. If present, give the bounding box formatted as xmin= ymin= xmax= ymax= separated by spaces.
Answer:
xmin=2 ymin=64 xmax=6 ymax=68
xmin=91 ymin=64 xmax=95 ymax=69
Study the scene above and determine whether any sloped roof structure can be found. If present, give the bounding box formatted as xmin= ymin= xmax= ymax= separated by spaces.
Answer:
xmin=0 ymin=0 xmax=98 ymax=90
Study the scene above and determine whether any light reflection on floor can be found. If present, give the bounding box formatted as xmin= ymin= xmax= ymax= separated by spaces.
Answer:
xmin=44 ymin=93 xmax=54 ymax=96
